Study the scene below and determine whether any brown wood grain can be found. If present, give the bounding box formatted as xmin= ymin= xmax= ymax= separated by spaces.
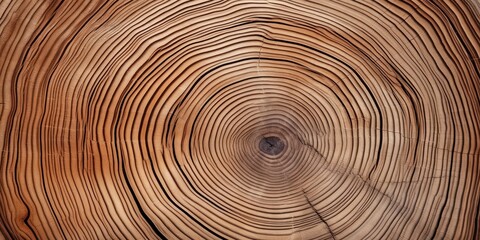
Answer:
xmin=1 ymin=0 xmax=479 ymax=239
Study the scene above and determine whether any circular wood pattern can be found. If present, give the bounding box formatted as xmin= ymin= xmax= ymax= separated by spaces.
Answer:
xmin=1 ymin=1 xmax=479 ymax=239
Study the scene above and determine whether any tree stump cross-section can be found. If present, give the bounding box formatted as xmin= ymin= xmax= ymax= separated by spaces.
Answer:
xmin=0 ymin=0 xmax=479 ymax=239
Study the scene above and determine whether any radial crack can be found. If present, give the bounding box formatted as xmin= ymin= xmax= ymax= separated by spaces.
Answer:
xmin=302 ymin=190 xmax=336 ymax=240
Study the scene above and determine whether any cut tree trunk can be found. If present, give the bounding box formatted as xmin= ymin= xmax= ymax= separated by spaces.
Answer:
xmin=1 ymin=0 xmax=479 ymax=239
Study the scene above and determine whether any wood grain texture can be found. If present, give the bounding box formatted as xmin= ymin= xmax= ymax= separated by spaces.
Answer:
xmin=1 ymin=0 xmax=479 ymax=239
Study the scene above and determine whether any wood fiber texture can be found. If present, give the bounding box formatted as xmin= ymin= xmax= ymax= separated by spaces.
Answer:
xmin=1 ymin=0 xmax=480 ymax=239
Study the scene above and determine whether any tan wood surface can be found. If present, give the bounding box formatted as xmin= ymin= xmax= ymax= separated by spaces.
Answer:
xmin=1 ymin=1 xmax=479 ymax=239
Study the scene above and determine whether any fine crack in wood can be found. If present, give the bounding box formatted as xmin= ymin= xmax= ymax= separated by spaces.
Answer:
xmin=302 ymin=189 xmax=336 ymax=240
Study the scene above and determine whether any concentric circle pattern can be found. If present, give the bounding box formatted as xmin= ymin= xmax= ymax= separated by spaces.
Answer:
xmin=1 ymin=1 xmax=479 ymax=239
